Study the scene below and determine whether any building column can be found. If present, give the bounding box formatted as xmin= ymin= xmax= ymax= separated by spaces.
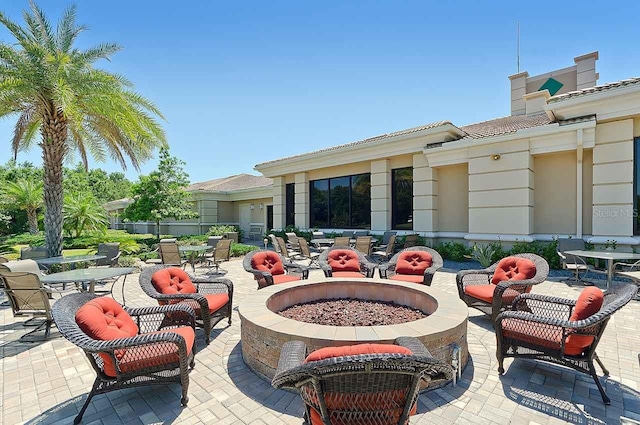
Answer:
xmin=592 ymin=120 xmax=634 ymax=237
xmin=272 ymin=177 xmax=286 ymax=230
xmin=413 ymin=154 xmax=438 ymax=233
xmin=468 ymin=141 xmax=534 ymax=239
xmin=295 ymin=172 xmax=309 ymax=229
xmin=370 ymin=160 xmax=391 ymax=232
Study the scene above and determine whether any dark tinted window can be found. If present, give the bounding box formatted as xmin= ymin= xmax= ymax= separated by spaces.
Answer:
xmin=310 ymin=173 xmax=371 ymax=228
xmin=285 ymin=183 xmax=295 ymax=226
xmin=392 ymin=167 xmax=413 ymax=230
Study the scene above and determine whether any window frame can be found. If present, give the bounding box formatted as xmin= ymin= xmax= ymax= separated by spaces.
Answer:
xmin=309 ymin=173 xmax=371 ymax=229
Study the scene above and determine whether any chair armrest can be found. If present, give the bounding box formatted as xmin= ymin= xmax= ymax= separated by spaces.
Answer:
xmin=320 ymin=263 xmax=333 ymax=277
xmin=496 ymin=308 xmax=604 ymax=331
xmin=395 ymin=336 xmax=430 ymax=356
xmin=360 ymin=259 xmax=377 ymax=278
xmin=272 ymin=340 xmax=307 ymax=389
xmin=614 ymin=259 xmax=640 ymax=272
xmin=378 ymin=263 xmax=393 ymax=278
xmin=85 ymin=323 xmax=193 ymax=356
xmin=126 ymin=304 xmax=197 ymax=332
xmin=193 ymin=277 xmax=234 ymax=294
xmin=509 ymin=292 xmax=575 ymax=319
xmin=284 ymin=261 xmax=310 ymax=279
xmin=422 ymin=265 xmax=442 ymax=286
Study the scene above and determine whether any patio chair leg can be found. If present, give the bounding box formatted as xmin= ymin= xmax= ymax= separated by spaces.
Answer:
xmin=75 ymin=380 xmax=100 ymax=424
xmin=594 ymin=353 xmax=610 ymax=375
xmin=180 ymin=376 xmax=190 ymax=406
xmin=588 ymin=361 xmax=610 ymax=404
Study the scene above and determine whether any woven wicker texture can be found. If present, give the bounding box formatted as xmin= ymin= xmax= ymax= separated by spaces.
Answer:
xmin=243 ymin=250 xmax=310 ymax=289
xmin=378 ymin=247 xmax=443 ymax=286
xmin=318 ymin=246 xmax=377 ymax=278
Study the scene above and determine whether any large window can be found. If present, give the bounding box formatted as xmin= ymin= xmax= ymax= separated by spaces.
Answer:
xmin=285 ymin=183 xmax=295 ymax=227
xmin=392 ymin=167 xmax=413 ymax=230
xmin=310 ymin=174 xmax=371 ymax=228
xmin=635 ymin=137 xmax=640 ymax=234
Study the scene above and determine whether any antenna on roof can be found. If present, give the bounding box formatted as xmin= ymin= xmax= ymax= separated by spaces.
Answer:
xmin=516 ymin=21 xmax=520 ymax=73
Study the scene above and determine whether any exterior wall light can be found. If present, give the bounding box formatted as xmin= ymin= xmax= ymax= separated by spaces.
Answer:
xmin=250 ymin=203 xmax=255 ymax=210
xmin=259 ymin=203 xmax=264 ymax=210
xmin=492 ymin=154 xmax=501 ymax=160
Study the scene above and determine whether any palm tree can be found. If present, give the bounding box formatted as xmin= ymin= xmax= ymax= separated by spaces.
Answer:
xmin=63 ymin=192 xmax=108 ymax=238
xmin=3 ymin=179 xmax=43 ymax=234
xmin=0 ymin=2 xmax=166 ymax=256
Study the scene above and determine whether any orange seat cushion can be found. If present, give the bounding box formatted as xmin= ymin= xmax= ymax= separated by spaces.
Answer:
xmin=106 ymin=326 xmax=195 ymax=377
xmin=389 ymin=274 xmax=424 ymax=284
xmin=273 ymin=274 xmax=302 ymax=284
xmin=395 ymin=251 xmax=432 ymax=275
xmin=304 ymin=343 xmax=412 ymax=363
xmin=501 ymin=318 xmax=592 ymax=356
xmin=332 ymin=271 xmax=366 ymax=278
xmin=305 ymin=343 xmax=416 ymax=425
xmin=250 ymin=251 xmax=285 ymax=276
xmin=151 ymin=268 xmax=196 ymax=294
xmin=327 ymin=249 xmax=361 ymax=272
xmin=464 ymin=284 xmax=495 ymax=303
xmin=491 ymin=257 xmax=537 ymax=284
xmin=178 ymin=293 xmax=230 ymax=315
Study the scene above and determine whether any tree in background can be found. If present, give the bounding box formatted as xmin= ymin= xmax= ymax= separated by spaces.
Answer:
xmin=0 ymin=2 xmax=165 ymax=256
xmin=123 ymin=148 xmax=198 ymax=238
xmin=63 ymin=192 xmax=108 ymax=238
xmin=64 ymin=164 xmax=132 ymax=203
xmin=2 ymin=179 xmax=43 ymax=234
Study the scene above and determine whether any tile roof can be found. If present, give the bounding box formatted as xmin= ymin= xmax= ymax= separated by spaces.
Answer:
xmin=187 ymin=174 xmax=273 ymax=192
xmin=256 ymin=121 xmax=451 ymax=167
xmin=459 ymin=112 xmax=553 ymax=139
xmin=548 ymin=77 xmax=640 ymax=103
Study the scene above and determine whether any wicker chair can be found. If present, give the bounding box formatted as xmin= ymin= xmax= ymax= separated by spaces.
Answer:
xmin=496 ymin=283 xmax=637 ymax=404
xmin=379 ymin=246 xmax=443 ymax=286
xmin=456 ymin=253 xmax=549 ymax=321
xmin=243 ymin=250 xmax=310 ymax=289
xmin=318 ymin=246 xmax=376 ymax=278
xmin=52 ymin=292 xmax=197 ymax=424
xmin=139 ymin=266 xmax=233 ymax=344
xmin=272 ymin=337 xmax=453 ymax=425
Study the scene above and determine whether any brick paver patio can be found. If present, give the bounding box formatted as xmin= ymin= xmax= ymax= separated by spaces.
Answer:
xmin=2 ymin=257 xmax=640 ymax=424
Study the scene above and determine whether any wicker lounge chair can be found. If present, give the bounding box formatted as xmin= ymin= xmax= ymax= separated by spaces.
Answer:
xmin=139 ymin=266 xmax=233 ymax=344
xmin=52 ymin=292 xmax=196 ymax=424
xmin=496 ymin=283 xmax=637 ymax=404
xmin=379 ymin=246 xmax=443 ymax=285
xmin=318 ymin=246 xmax=376 ymax=278
xmin=272 ymin=337 xmax=453 ymax=425
xmin=456 ymin=253 xmax=549 ymax=321
xmin=243 ymin=250 xmax=309 ymax=289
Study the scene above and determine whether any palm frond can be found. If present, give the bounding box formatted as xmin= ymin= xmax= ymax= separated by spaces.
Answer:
xmin=28 ymin=0 xmax=57 ymax=53
xmin=56 ymin=4 xmax=86 ymax=53
xmin=76 ymin=43 xmax=122 ymax=63
xmin=12 ymin=107 xmax=36 ymax=157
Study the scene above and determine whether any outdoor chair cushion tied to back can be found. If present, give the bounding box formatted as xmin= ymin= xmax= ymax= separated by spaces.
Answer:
xmin=251 ymin=251 xmax=285 ymax=276
xmin=151 ymin=268 xmax=230 ymax=314
xmin=491 ymin=257 xmax=537 ymax=284
xmin=303 ymin=343 xmax=417 ymax=425
xmin=501 ymin=287 xmax=604 ymax=356
xmin=75 ymin=297 xmax=195 ymax=377
xmin=395 ymin=251 xmax=433 ymax=275
xmin=327 ymin=249 xmax=364 ymax=277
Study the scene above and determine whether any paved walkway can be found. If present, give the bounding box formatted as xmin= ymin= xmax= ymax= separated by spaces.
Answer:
xmin=1 ymin=258 xmax=640 ymax=424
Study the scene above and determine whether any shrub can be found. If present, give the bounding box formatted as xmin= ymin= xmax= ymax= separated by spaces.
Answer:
xmin=207 ymin=224 xmax=243 ymax=242
xmin=471 ymin=243 xmax=496 ymax=268
xmin=230 ymin=243 xmax=259 ymax=257
xmin=436 ymin=241 xmax=471 ymax=262
xmin=510 ymin=239 xmax=560 ymax=269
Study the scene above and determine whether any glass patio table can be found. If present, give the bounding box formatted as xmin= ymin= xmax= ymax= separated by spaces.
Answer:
xmin=40 ymin=267 xmax=136 ymax=303
xmin=565 ymin=250 xmax=640 ymax=289
xmin=36 ymin=254 xmax=107 ymax=270
xmin=179 ymin=245 xmax=212 ymax=273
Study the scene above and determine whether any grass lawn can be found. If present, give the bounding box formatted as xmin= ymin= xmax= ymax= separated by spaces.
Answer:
xmin=3 ymin=246 xmax=93 ymax=261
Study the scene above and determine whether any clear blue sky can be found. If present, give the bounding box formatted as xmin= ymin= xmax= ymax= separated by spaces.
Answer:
xmin=1 ymin=1 xmax=639 ymax=184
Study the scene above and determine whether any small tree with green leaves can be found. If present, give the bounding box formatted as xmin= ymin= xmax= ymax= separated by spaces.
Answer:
xmin=123 ymin=148 xmax=198 ymax=238
xmin=2 ymin=179 xmax=43 ymax=234
xmin=63 ymin=192 xmax=108 ymax=237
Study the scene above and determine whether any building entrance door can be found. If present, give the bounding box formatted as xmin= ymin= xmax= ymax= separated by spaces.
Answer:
xmin=239 ymin=204 xmax=251 ymax=242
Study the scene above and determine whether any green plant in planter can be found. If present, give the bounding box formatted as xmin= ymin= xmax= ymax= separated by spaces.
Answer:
xmin=471 ymin=243 xmax=496 ymax=268
xmin=207 ymin=225 xmax=238 ymax=236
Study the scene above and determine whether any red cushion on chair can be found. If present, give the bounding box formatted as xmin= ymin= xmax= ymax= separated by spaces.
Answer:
xmin=389 ymin=274 xmax=424 ymax=284
xmin=151 ymin=268 xmax=196 ymax=294
xmin=332 ymin=271 xmax=367 ymax=278
xmin=395 ymin=251 xmax=432 ymax=275
xmin=106 ymin=326 xmax=195 ymax=377
xmin=501 ymin=318 xmax=593 ymax=356
xmin=273 ymin=275 xmax=301 ymax=284
xmin=250 ymin=251 xmax=285 ymax=276
xmin=327 ymin=249 xmax=361 ymax=272
xmin=304 ymin=343 xmax=412 ymax=363
xmin=569 ymin=287 xmax=604 ymax=321
xmin=464 ymin=284 xmax=496 ymax=303
xmin=491 ymin=257 xmax=537 ymax=284
xmin=178 ymin=293 xmax=230 ymax=315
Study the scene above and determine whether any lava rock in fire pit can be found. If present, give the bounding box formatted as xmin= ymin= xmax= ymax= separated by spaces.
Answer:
xmin=278 ymin=298 xmax=428 ymax=326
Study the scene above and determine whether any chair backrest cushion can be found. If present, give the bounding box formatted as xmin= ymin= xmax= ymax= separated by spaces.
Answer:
xmin=75 ymin=297 xmax=139 ymax=341
xmin=2 ymin=259 xmax=41 ymax=274
xmin=569 ymin=287 xmax=604 ymax=321
xmin=327 ymin=249 xmax=361 ymax=272
xmin=251 ymin=251 xmax=285 ymax=275
xmin=396 ymin=251 xmax=433 ymax=275
xmin=304 ymin=343 xmax=413 ymax=363
xmin=151 ymin=268 xmax=196 ymax=294
xmin=491 ymin=257 xmax=537 ymax=284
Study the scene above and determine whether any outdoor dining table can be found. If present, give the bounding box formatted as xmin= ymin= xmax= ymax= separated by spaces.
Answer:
xmin=40 ymin=267 xmax=136 ymax=303
xmin=36 ymin=254 xmax=107 ymax=270
xmin=179 ymin=245 xmax=212 ymax=273
xmin=565 ymin=250 xmax=640 ymax=289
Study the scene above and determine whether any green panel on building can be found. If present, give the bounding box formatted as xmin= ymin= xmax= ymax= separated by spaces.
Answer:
xmin=539 ymin=77 xmax=564 ymax=96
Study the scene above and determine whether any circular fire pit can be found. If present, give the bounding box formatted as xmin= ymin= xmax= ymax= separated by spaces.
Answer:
xmin=239 ymin=277 xmax=468 ymax=383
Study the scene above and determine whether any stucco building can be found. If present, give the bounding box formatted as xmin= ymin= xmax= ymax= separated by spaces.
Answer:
xmin=255 ymin=52 xmax=640 ymax=248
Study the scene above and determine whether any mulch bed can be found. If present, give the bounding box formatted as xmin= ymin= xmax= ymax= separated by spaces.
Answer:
xmin=278 ymin=298 xmax=428 ymax=326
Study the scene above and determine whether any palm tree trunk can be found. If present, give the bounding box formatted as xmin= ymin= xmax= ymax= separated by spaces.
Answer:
xmin=27 ymin=209 xmax=38 ymax=234
xmin=41 ymin=109 xmax=68 ymax=257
